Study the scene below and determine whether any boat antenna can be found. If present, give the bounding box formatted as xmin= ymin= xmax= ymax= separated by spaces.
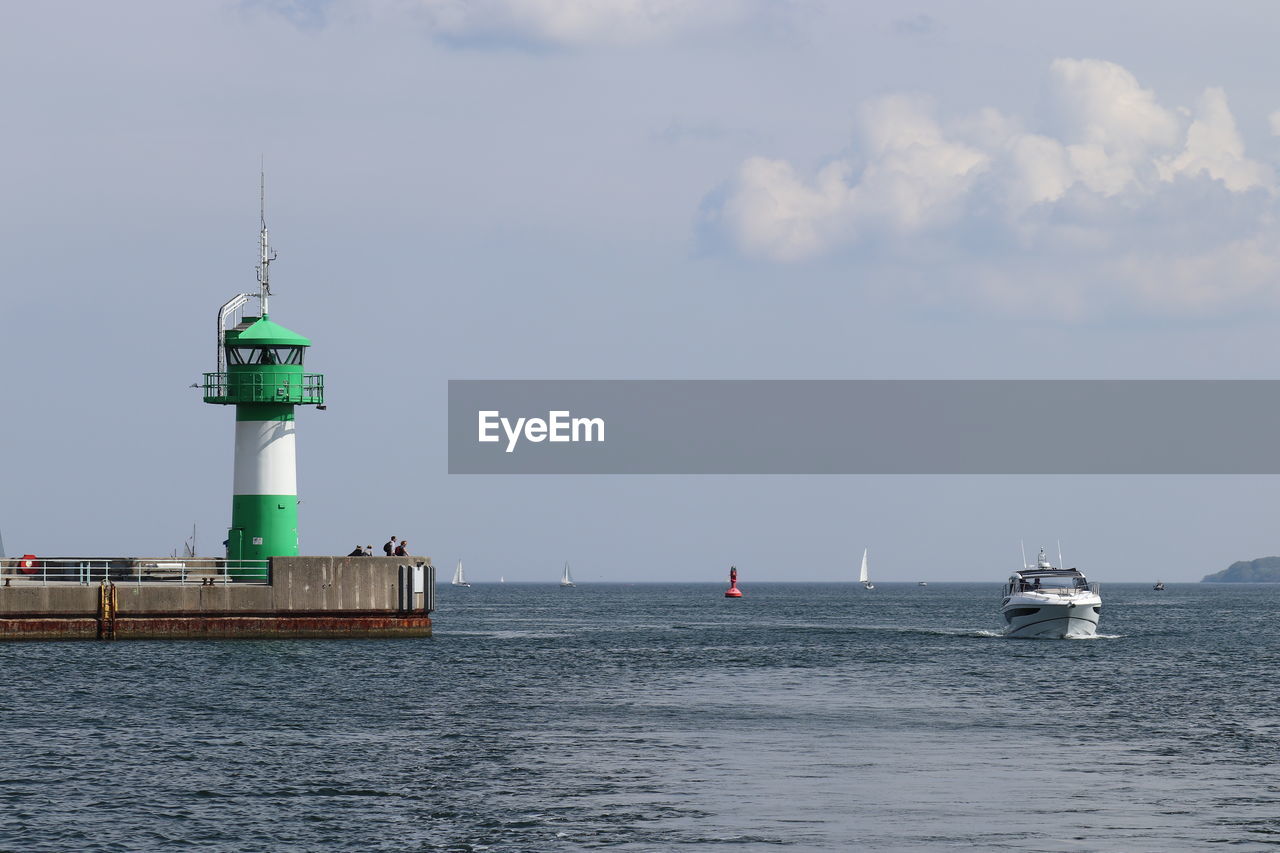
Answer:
xmin=1057 ymin=539 xmax=1064 ymax=571
xmin=1020 ymin=540 xmax=1028 ymax=570
xmin=256 ymin=169 xmax=276 ymax=318
xmin=0 ymin=528 xmax=5 ymax=560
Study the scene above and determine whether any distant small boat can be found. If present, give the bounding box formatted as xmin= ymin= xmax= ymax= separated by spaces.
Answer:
xmin=859 ymin=548 xmax=875 ymax=590
xmin=499 ymin=575 xmax=505 ymax=584
xmin=1153 ymin=580 xmax=1166 ymax=591
xmin=452 ymin=560 xmax=471 ymax=588
xmin=560 ymin=562 xmax=575 ymax=588
xmin=918 ymin=581 xmax=928 ymax=587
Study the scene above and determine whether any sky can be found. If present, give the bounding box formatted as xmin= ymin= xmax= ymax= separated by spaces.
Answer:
xmin=4 ymin=0 xmax=1280 ymax=581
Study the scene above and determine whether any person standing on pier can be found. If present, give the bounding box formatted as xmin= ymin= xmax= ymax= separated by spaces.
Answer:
xmin=383 ymin=536 xmax=397 ymax=556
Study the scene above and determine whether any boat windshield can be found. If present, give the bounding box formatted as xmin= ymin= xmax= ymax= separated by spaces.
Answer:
xmin=1014 ymin=575 xmax=1088 ymax=591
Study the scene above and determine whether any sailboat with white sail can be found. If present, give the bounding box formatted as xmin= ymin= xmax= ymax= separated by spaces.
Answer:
xmin=452 ymin=559 xmax=471 ymax=588
xmin=560 ymin=561 xmax=575 ymax=588
xmin=859 ymin=548 xmax=875 ymax=590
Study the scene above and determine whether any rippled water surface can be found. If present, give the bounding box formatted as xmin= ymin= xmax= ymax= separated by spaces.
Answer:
xmin=2 ymin=582 xmax=1279 ymax=851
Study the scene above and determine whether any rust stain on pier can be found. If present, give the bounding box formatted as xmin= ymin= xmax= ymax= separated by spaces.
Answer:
xmin=0 ymin=614 xmax=431 ymax=641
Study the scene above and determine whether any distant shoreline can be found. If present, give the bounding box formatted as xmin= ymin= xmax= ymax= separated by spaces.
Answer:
xmin=1201 ymin=557 xmax=1280 ymax=583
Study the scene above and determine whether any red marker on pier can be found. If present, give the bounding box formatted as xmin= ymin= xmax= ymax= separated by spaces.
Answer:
xmin=725 ymin=565 xmax=743 ymax=598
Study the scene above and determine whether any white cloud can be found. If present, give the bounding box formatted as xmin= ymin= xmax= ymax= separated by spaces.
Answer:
xmin=1158 ymin=88 xmax=1273 ymax=192
xmin=1119 ymin=236 xmax=1280 ymax=310
xmin=711 ymin=58 xmax=1280 ymax=314
xmin=1003 ymin=133 xmax=1073 ymax=208
xmin=1048 ymin=58 xmax=1179 ymax=195
xmin=718 ymin=96 xmax=989 ymax=258
xmin=850 ymin=96 xmax=990 ymax=232
xmin=383 ymin=0 xmax=768 ymax=46
xmin=719 ymin=157 xmax=852 ymax=261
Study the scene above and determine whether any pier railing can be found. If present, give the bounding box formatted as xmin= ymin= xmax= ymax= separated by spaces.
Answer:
xmin=0 ymin=558 xmax=271 ymax=587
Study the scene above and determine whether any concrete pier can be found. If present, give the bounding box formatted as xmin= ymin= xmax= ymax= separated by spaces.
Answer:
xmin=0 ymin=557 xmax=433 ymax=640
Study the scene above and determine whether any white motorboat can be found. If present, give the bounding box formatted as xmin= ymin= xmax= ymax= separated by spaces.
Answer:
xmin=859 ymin=548 xmax=875 ymax=590
xmin=560 ymin=561 xmax=575 ymax=588
xmin=452 ymin=559 xmax=471 ymax=588
xmin=1001 ymin=547 xmax=1101 ymax=638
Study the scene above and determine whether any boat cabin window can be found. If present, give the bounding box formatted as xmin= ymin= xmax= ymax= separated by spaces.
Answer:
xmin=227 ymin=346 xmax=304 ymax=366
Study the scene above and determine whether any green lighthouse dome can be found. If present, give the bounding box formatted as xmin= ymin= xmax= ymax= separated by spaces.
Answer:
xmin=222 ymin=316 xmax=313 ymax=370
xmin=225 ymin=316 xmax=312 ymax=348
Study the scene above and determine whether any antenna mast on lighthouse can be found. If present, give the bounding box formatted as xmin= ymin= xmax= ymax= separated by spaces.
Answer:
xmin=256 ymin=171 xmax=276 ymax=318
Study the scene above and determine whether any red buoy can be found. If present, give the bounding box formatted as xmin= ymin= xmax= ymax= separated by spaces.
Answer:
xmin=18 ymin=554 xmax=39 ymax=575
xmin=724 ymin=565 xmax=743 ymax=598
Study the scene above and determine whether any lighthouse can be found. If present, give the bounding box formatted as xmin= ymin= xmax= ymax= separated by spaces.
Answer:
xmin=202 ymin=179 xmax=324 ymax=578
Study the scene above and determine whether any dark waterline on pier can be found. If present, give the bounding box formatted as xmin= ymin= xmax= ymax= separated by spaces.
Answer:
xmin=1 ymin=582 xmax=1278 ymax=851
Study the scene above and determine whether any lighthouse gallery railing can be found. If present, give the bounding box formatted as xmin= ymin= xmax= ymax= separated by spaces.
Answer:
xmin=202 ymin=372 xmax=325 ymax=405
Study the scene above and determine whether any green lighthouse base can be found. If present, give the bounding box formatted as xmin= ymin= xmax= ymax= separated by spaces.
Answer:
xmin=227 ymin=494 xmax=299 ymax=580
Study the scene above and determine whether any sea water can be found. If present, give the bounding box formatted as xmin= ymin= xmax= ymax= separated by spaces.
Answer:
xmin=1 ymin=582 xmax=1277 ymax=851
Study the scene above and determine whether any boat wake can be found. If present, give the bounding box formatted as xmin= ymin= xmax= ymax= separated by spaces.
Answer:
xmin=1001 ymin=630 xmax=1125 ymax=640
xmin=911 ymin=627 xmax=1009 ymax=639
xmin=850 ymin=625 xmax=1010 ymax=639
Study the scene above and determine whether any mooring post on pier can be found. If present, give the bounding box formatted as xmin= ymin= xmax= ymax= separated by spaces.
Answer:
xmin=96 ymin=580 xmax=117 ymax=640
